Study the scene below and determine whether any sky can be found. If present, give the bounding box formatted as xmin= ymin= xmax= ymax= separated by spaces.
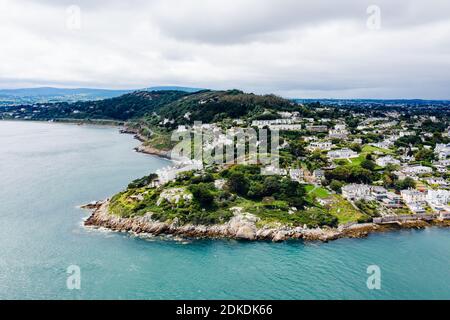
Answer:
xmin=0 ymin=0 xmax=449 ymax=99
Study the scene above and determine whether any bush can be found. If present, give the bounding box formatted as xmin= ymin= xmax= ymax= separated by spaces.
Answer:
xmin=226 ymin=172 xmax=250 ymax=196
xmin=330 ymin=180 xmax=343 ymax=193
xmin=189 ymin=183 xmax=215 ymax=207
xmin=361 ymin=159 xmax=376 ymax=171
xmin=128 ymin=173 xmax=158 ymax=189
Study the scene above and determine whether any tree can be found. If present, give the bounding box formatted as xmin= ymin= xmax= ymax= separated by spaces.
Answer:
xmin=226 ymin=172 xmax=249 ymax=196
xmin=128 ymin=173 xmax=158 ymax=189
xmin=349 ymin=143 xmax=362 ymax=153
xmin=394 ymin=177 xmax=416 ymax=191
xmin=288 ymin=140 xmax=307 ymax=158
xmin=247 ymin=181 xmax=264 ymax=199
xmin=263 ymin=176 xmax=281 ymax=196
xmin=330 ymin=180 xmax=344 ymax=193
xmin=414 ymin=148 xmax=435 ymax=162
xmin=189 ymin=183 xmax=215 ymax=207
xmin=361 ymin=159 xmax=376 ymax=171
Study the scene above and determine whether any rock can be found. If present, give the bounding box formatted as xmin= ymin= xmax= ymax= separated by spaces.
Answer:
xmin=235 ymin=225 xmax=256 ymax=240
xmin=272 ymin=231 xmax=287 ymax=242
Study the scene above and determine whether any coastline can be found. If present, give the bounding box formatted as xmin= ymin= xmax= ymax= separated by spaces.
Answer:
xmin=82 ymin=200 xmax=450 ymax=242
xmin=0 ymin=118 xmax=125 ymax=127
xmin=119 ymin=126 xmax=174 ymax=160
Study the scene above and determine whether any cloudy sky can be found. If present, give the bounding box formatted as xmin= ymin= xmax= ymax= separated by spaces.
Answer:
xmin=1 ymin=0 xmax=449 ymax=99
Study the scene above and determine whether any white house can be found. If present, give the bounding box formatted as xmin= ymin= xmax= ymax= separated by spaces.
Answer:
xmin=376 ymin=155 xmax=401 ymax=167
xmin=381 ymin=192 xmax=403 ymax=208
xmin=342 ymin=184 xmax=372 ymax=201
xmin=400 ymin=189 xmax=426 ymax=204
xmin=327 ymin=148 xmax=358 ymax=160
xmin=426 ymin=189 xmax=450 ymax=206
xmin=435 ymin=144 xmax=450 ymax=160
xmin=268 ymin=124 xmax=303 ymax=131
xmin=328 ymin=124 xmax=349 ymax=139
xmin=401 ymin=165 xmax=433 ymax=175
xmin=423 ymin=177 xmax=448 ymax=187
xmin=307 ymin=141 xmax=333 ymax=151
xmin=252 ymin=119 xmax=299 ymax=128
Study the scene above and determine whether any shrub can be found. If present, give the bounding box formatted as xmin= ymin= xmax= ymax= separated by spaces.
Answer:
xmin=189 ymin=183 xmax=215 ymax=207
xmin=226 ymin=172 xmax=249 ymax=196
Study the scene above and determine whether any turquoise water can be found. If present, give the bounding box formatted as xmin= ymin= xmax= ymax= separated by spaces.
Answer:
xmin=0 ymin=121 xmax=449 ymax=300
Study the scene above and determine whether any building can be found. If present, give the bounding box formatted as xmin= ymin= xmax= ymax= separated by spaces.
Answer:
xmin=400 ymin=189 xmax=426 ymax=204
xmin=435 ymin=143 xmax=450 ymax=160
xmin=426 ymin=189 xmax=450 ymax=207
xmin=306 ymin=125 xmax=328 ymax=132
xmin=401 ymin=165 xmax=433 ymax=176
xmin=328 ymin=124 xmax=349 ymax=139
xmin=371 ymin=186 xmax=388 ymax=200
xmin=307 ymin=141 xmax=333 ymax=151
xmin=381 ymin=192 xmax=403 ymax=208
xmin=327 ymin=148 xmax=358 ymax=160
xmin=268 ymin=124 xmax=303 ymax=131
xmin=342 ymin=184 xmax=372 ymax=201
xmin=252 ymin=119 xmax=300 ymax=128
xmin=423 ymin=177 xmax=448 ymax=187
xmin=313 ymin=169 xmax=325 ymax=181
xmin=375 ymin=155 xmax=401 ymax=167
xmin=408 ymin=203 xmax=426 ymax=214
xmin=261 ymin=165 xmax=288 ymax=176
xmin=289 ymin=168 xmax=304 ymax=182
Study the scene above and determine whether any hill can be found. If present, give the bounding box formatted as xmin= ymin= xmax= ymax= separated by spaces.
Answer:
xmin=2 ymin=89 xmax=297 ymax=123
xmin=0 ymin=86 xmax=204 ymax=106
xmin=157 ymin=89 xmax=296 ymax=123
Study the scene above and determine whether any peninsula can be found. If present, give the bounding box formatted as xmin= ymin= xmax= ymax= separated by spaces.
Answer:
xmin=3 ymin=89 xmax=450 ymax=241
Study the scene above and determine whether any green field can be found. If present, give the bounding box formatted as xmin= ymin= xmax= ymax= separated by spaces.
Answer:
xmin=326 ymin=195 xmax=366 ymax=224
xmin=305 ymin=185 xmax=330 ymax=198
xmin=362 ymin=145 xmax=394 ymax=155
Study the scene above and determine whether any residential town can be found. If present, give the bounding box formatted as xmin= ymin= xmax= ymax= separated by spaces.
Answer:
xmin=3 ymin=91 xmax=450 ymax=228
xmin=160 ymin=103 xmax=450 ymax=225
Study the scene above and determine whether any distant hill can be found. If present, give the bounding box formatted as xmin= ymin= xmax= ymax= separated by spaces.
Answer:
xmin=0 ymin=87 xmax=131 ymax=97
xmin=0 ymin=87 xmax=133 ymax=105
xmin=0 ymin=86 xmax=204 ymax=106
xmin=27 ymin=90 xmax=190 ymax=121
xmin=145 ymin=86 xmax=204 ymax=93
xmin=2 ymin=89 xmax=298 ymax=123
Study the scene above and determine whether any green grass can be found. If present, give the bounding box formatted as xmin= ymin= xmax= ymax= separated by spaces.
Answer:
xmin=347 ymin=155 xmax=365 ymax=166
xmin=362 ymin=145 xmax=394 ymax=155
xmin=305 ymin=185 xmax=330 ymax=198
xmin=326 ymin=195 xmax=366 ymax=224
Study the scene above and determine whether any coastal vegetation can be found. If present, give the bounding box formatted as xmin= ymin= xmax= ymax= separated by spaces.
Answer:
xmin=3 ymin=88 xmax=450 ymax=239
xmin=108 ymin=164 xmax=345 ymax=228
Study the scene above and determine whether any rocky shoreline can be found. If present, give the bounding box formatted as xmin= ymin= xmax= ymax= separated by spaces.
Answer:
xmin=119 ymin=127 xmax=173 ymax=159
xmin=82 ymin=200 xmax=450 ymax=242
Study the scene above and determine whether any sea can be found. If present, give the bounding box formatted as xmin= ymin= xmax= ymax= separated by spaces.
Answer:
xmin=0 ymin=120 xmax=449 ymax=299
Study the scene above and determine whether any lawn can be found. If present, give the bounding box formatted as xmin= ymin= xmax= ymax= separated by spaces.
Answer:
xmin=326 ymin=195 xmax=366 ymax=224
xmin=362 ymin=145 xmax=394 ymax=155
xmin=305 ymin=185 xmax=330 ymax=198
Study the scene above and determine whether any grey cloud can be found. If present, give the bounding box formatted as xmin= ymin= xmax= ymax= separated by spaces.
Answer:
xmin=148 ymin=0 xmax=450 ymax=44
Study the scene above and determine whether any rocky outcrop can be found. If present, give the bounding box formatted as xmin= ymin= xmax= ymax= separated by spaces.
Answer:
xmin=119 ymin=125 xmax=173 ymax=159
xmin=84 ymin=201 xmax=450 ymax=243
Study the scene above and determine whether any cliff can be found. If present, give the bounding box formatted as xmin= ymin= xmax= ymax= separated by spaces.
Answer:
xmin=83 ymin=201 xmax=449 ymax=242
